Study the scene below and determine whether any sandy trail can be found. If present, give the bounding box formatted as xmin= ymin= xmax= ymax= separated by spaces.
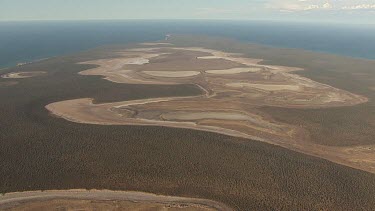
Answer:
xmin=0 ymin=190 xmax=233 ymax=211
xmin=45 ymin=46 xmax=373 ymax=174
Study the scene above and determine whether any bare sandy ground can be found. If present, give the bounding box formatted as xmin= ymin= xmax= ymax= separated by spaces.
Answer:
xmin=226 ymin=83 xmax=301 ymax=91
xmin=0 ymin=190 xmax=232 ymax=211
xmin=162 ymin=111 xmax=256 ymax=121
xmin=142 ymin=70 xmax=201 ymax=77
xmin=206 ymin=67 xmax=261 ymax=74
xmin=45 ymin=46 xmax=374 ymax=174
xmin=4 ymin=199 xmax=212 ymax=211
xmin=1 ymin=71 xmax=46 ymax=79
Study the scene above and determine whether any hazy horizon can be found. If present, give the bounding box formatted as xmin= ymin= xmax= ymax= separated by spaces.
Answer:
xmin=1 ymin=0 xmax=375 ymax=24
xmin=1 ymin=20 xmax=375 ymax=69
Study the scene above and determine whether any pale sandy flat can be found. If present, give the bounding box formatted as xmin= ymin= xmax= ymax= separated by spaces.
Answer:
xmin=142 ymin=71 xmax=200 ymax=77
xmin=322 ymin=92 xmax=346 ymax=103
xmin=206 ymin=67 xmax=261 ymax=75
xmin=124 ymin=57 xmax=150 ymax=65
xmin=162 ymin=111 xmax=253 ymax=121
xmin=5 ymin=199 xmax=214 ymax=211
xmin=226 ymin=83 xmax=301 ymax=91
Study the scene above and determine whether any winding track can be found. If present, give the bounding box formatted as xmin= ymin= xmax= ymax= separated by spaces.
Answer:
xmin=0 ymin=190 xmax=233 ymax=210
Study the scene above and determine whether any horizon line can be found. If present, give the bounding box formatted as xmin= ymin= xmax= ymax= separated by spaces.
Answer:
xmin=0 ymin=18 xmax=374 ymax=26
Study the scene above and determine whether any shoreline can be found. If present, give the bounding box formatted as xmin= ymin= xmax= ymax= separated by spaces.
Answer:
xmin=0 ymin=57 xmax=50 ymax=72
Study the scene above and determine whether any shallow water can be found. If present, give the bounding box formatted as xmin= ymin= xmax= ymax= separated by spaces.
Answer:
xmin=1 ymin=20 xmax=374 ymax=68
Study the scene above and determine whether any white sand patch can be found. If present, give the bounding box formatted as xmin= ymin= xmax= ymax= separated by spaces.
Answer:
xmin=125 ymin=58 xmax=150 ymax=65
xmin=322 ymin=92 xmax=345 ymax=103
xmin=226 ymin=83 xmax=300 ymax=91
xmin=197 ymin=56 xmax=223 ymax=60
xmin=206 ymin=67 xmax=261 ymax=75
xmin=142 ymin=71 xmax=200 ymax=78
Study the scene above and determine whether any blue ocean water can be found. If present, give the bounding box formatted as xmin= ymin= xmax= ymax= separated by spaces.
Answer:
xmin=1 ymin=20 xmax=375 ymax=68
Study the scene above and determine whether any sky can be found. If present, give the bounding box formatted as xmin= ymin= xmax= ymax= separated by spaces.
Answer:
xmin=1 ymin=0 xmax=374 ymax=24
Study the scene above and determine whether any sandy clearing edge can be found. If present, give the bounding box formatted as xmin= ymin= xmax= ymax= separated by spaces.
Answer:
xmin=45 ymin=98 xmax=266 ymax=143
xmin=142 ymin=70 xmax=201 ymax=77
xmin=45 ymin=97 xmax=375 ymax=174
xmin=0 ymin=189 xmax=233 ymax=211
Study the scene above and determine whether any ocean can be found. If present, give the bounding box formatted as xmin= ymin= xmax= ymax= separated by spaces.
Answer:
xmin=1 ymin=20 xmax=374 ymax=68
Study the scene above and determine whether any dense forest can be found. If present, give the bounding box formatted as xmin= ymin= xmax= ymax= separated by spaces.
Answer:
xmin=1 ymin=37 xmax=375 ymax=210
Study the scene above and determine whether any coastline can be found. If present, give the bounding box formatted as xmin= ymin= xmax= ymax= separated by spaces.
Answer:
xmin=0 ymin=57 xmax=50 ymax=72
xmin=1 ymin=21 xmax=375 ymax=71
